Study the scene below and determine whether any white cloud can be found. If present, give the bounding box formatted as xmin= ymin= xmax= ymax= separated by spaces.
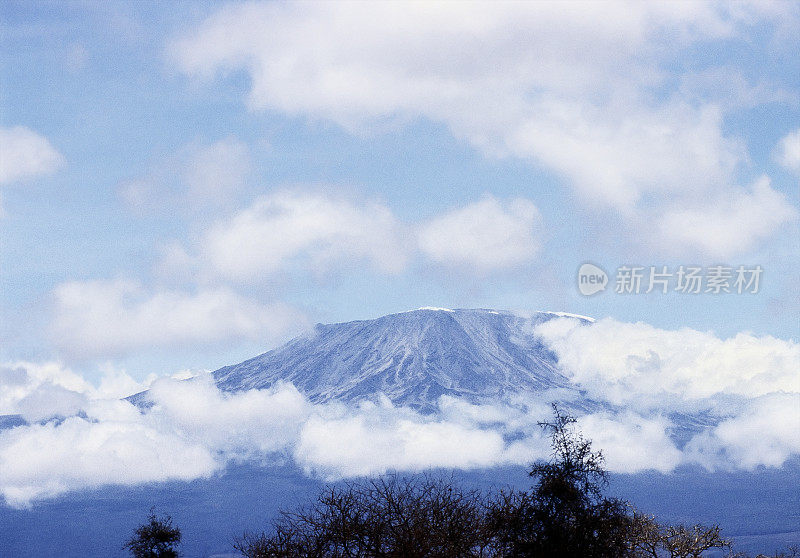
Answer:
xmin=170 ymin=2 xmax=744 ymax=125
xmin=1 ymin=362 xmax=88 ymax=415
xmin=505 ymin=101 xmax=742 ymax=212
xmin=294 ymin=397 xmax=517 ymax=479
xmin=0 ymin=414 xmax=217 ymax=508
xmin=655 ymin=177 xmax=797 ymax=258
xmin=199 ymin=190 xmax=411 ymax=281
xmin=417 ymin=196 xmax=541 ymax=271
xmin=534 ymin=317 xmax=800 ymax=408
xmin=684 ymin=393 xmax=800 ymax=470
xmin=677 ymin=68 xmax=798 ymax=112
xmin=152 ymin=240 xmax=198 ymax=283
xmin=579 ymin=412 xmax=683 ymax=474
xmin=146 ymin=375 xmax=308 ymax=459
xmin=775 ymin=128 xmax=800 ymax=174
xmin=4 ymin=313 xmax=800 ymax=506
xmin=0 ymin=373 xmax=311 ymax=507
xmin=0 ymin=364 xmax=220 ymax=507
xmin=50 ymin=279 xmax=305 ymax=358
xmin=530 ymin=317 xmax=800 ymax=472
xmin=171 ymin=190 xmax=544 ymax=281
xmin=117 ymin=177 xmax=163 ymax=213
xmin=118 ymin=137 xmax=252 ymax=213
xmin=183 ymin=137 xmax=252 ymax=206
xmin=0 ymin=361 xmax=150 ymax=420
xmin=2 ymin=347 xmax=800 ymax=507
xmin=171 ymin=2 xmax=798 ymax=255
xmin=65 ymin=42 xmax=89 ymax=73
xmin=0 ymin=126 xmax=63 ymax=185
xmin=13 ymin=384 xmax=88 ymax=424
xmin=55 ymin=189 xmax=548 ymax=361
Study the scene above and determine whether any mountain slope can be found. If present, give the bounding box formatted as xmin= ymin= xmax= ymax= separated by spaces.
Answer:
xmin=213 ymin=308 xmax=584 ymax=410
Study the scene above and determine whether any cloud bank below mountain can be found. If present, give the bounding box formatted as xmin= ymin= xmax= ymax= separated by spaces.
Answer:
xmin=1 ymin=315 xmax=798 ymax=508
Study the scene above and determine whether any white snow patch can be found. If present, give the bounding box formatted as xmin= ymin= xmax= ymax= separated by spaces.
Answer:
xmin=542 ymin=311 xmax=595 ymax=323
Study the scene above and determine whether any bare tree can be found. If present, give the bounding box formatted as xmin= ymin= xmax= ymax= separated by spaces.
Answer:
xmin=234 ymin=404 xmax=786 ymax=558
xmin=627 ymin=511 xmax=731 ymax=558
xmin=661 ymin=524 xmax=730 ymax=558
xmin=628 ymin=510 xmax=662 ymax=558
xmin=234 ymin=475 xmax=494 ymax=558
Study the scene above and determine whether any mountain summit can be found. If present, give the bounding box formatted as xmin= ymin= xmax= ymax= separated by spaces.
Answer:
xmin=213 ymin=308 xmax=588 ymax=410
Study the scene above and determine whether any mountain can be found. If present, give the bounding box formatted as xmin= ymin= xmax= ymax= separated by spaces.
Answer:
xmin=213 ymin=308 xmax=590 ymax=411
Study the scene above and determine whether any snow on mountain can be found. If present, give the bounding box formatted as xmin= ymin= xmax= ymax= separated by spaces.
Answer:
xmin=541 ymin=311 xmax=596 ymax=322
xmin=213 ymin=308 xmax=588 ymax=411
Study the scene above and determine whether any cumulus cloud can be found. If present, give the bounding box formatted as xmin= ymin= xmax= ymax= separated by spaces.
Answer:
xmin=294 ymin=397 xmax=519 ymax=479
xmin=50 ymin=279 xmax=305 ymax=358
xmin=169 ymin=190 xmax=544 ymax=281
xmin=655 ymin=177 xmax=797 ymax=258
xmin=0 ymin=371 xmax=303 ymax=507
xmin=4 ymin=314 xmax=800 ymax=507
xmin=146 ymin=376 xmax=308 ymax=459
xmin=0 ymin=373 xmax=546 ymax=506
xmin=183 ymin=137 xmax=252 ymax=206
xmin=14 ymin=384 xmax=88 ymax=424
xmin=118 ymin=137 xmax=252 ymax=213
xmin=199 ymin=190 xmax=410 ymax=281
xmin=1 ymin=343 xmax=799 ymax=507
xmin=506 ymin=102 xmax=742 ymax=212
xmin=0 ymin=361 xmax=150 ymax=420
xmin=775 ymin=128 xmax=800 ymax=174
xmin=1 ymin=373 xmax=540 ymax=507
xmin=579 ymin=412 xmax=683 ymax=474
xmin=684 ymin=393 xmax=800 ymax=471
xmin=0 ymin=412 xmax=217 ymax=508
xmin=531 ymin=317 xmax=800 ymax=472
xmin=417 ymin=197 xmax=541 ymax=271
xmin=677 ymin=67 xmax=798 ymax=112
xmin=0 ymin=126 xmax=64 ymax=185
xmin=170 ymin=2 xmax=750 ymax=125
xmin=534 ymin=317 xmax=800 ymax=410
xmin=170 ymin=1 xmax=799 ymax=256
xmin=52 ymin=190 xmax=546 ymax=360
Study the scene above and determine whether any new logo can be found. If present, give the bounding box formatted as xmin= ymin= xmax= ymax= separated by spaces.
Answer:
xmin=577 ymin=263 xmax=608 ymax=296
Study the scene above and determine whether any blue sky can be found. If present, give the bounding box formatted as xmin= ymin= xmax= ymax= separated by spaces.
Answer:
xmin=1 ymin=1 xmax=799 ymax=383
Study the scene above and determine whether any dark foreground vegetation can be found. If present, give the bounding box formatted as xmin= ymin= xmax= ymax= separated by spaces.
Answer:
xmin=123 ymin=508 xmax=181 ymax=558
xmin=126 ymin=406 xmax=798 ymax=558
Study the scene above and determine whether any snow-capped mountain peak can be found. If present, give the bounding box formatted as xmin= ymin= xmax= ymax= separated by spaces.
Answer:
xmin=213 ymin=308 xmax=589 ymax=410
